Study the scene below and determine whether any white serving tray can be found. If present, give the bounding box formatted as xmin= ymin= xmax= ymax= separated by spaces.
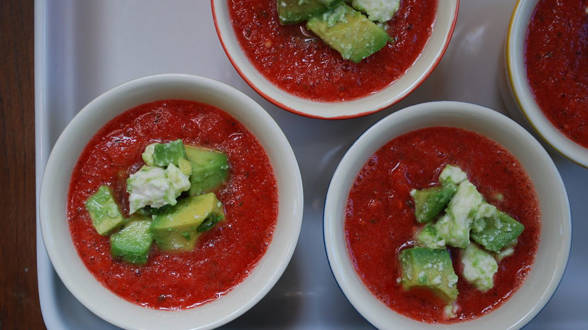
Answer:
xmin=35 ymin=0 xmax=588 ymax=328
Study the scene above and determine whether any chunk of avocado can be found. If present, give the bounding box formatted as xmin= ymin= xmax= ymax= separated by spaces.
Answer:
xmin=461 ymin=243 xmax=498 ymax=292
xmin=435 ymin=181 xmax=483 ymax=248
xmin=151 ymin=193 xmax=225 ymax=252
xmin=277 ymin=0 xmax=339 ymax=25
xmin=142 ymin=139 xmax=189 ymax=170
xmin=306 ymin=3 xmax=389 ymax=63
xmin=85 ymin=186 xmax=125 ymax=236
xmin=399 ymin=247 xmax=459 ymax=303
xmin=185 ymin=145 xmax=229 ymax=196
xmin=415 ymin=223 xmax=446 ymax=249
xmin=471 ymin=203 xmax=524 ymax=253
xmin=410 ymin=182 xmax=457 ymax=223
xmin=110 ymin=217 xmax=153 ymax=265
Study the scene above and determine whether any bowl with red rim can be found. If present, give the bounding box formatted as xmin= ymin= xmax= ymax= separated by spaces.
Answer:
xmin=40 ymin=74 xmax=304 ymax=330
xmin=324 ymin=101 xmax=571 ymax=328
xmin=211 ymin=0 xmax=460 ymax=119
xmin=506 ymin=0 xmax=588 ymax=167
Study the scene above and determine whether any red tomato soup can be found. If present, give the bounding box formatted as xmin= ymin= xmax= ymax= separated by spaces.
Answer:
xmin=229 ymin=0 xmax=437 ymax=102
xmin=525 ymin=0 xmax=588 ymax=147
xmin=344 ymin=127 xmax=540 ymax=323
xmin=67 ymin=100 xmax=278 ymax=309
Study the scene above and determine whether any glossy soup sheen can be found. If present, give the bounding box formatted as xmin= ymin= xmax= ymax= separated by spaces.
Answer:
xmin=525 ymin=0 xmax=588 ymax=147
xmin=229 ymin=0 xmax=437 ymax=102
xmin=345 ymin=127 xmax=540 ymax=323
xmin=67 ymin=100 xmax=278 ymax=309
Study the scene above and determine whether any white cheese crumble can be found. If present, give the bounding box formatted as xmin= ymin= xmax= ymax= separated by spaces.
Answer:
xmin=439 ymin=164 xmax=468 ymax=184
xmin=437 ymin=181 xmax=483 ymax=248
xmin=476 ymin=202 xmax=497 ymax=219
xmin=351 ymin=0 xmax=400 ymax=22
xmin=127 ymin=164 xmax=190 ymax=214
xmin=461 ymin=244 xmax=498 ymax=292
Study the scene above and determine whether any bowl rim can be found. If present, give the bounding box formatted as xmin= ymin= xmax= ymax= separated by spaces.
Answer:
xmin=505 ymin=0 xmax=588 ymax=168
xmin=39 ymin=73 xmax=304 ymax=330
xmin=210 ymin=0 xmax=461 ymax=120
xmin=323 ymin=101 xmax=571 ymax=329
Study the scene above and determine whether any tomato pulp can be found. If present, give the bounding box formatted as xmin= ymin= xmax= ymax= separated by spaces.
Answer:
xmin=67 ymin=100 xmax=278 ymax=309
xmin=525 ymin=0 xmax=588 ymax=147
xmin=345 ymin=127 xmax=540 ymax=323
xmin=229 ymin=0 xmax=437 ymax=102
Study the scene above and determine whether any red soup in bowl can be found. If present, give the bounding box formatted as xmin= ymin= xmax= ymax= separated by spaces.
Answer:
xmin=67 ymin=100 xmax=278 ymax=309
xmin=229 ymin=0 xmax=438 ymax=102
xmin=525 ymin=0 xmax=588 ymax=147
xmin=345 ymin=127 xmax=540 ymax=323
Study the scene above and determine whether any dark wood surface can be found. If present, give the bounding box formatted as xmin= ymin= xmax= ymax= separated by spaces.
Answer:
xmin=0 ymin=0 xmax=45 ymax=329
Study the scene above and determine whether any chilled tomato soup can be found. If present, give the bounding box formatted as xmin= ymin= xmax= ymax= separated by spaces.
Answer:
xmin=345 ymin=127 xmax=540 ymax=323
xmin=229 ymin=0 xmax=437 ymax=101
xmin=525 ymin=0 xmax=588 ymax=147
xmin=67 ymin=100 xmax=278 ymax=309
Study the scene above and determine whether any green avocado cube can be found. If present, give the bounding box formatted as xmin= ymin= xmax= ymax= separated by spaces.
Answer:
xmin=415 ymin=223 xmax=446 ymax=249
xmin=85 ymin=186 xmax=125 ymax=236
xmin=471 ymin=203 xmax=524 ymax=253
xmin=410 ymin=182 xmax=457 ymax=223
xmin=306 ymin=3 xmax=389 ymax=63
xmin=400 ymin=247 xmax=459 ymax=303
xmin=185 ymin=145 xmax=229 ymax=196
xmin=142 ymin=140 xmax=190 ymax=173
xmin=151 ymin=193 xmax=225 ymax=252
xmin=277 ymin=0 xmax=339 ymax=25
xmin=110 ymin=217 xmax=153 ymax=265
xmin=461 ymin=243 xmax=498 ymax=292
xmin=435 ymin=181 xmax=483 ymax=248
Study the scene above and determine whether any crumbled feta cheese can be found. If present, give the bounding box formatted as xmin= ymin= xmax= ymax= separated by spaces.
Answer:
xmin=127 ymin=164 xmax=190 ymax=214
xmin=351 ymin=0 xmax=400 ymax=22
xmin=439 ymin=164 xmax=468 ymax=185
xmin=436 ymin=181 xmax=483 ymax=248
xmin=461 ymin=244 xmax=498 ymax=292
xmin=476 ymin=202 xmax=497 ymax=219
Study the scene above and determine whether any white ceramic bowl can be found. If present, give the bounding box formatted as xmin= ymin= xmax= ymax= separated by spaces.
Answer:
xmin=506 ymin=0 xmax=588 ymax=167
xmin=40 ymin=74 xmax=304 ymax=330
xmin=211 ymin=0 xmax=460 ymax=119
xmin=324 ymin=101 xmax=571 ymax=329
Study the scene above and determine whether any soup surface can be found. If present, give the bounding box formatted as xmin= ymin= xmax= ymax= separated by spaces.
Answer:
xmin=229 ymin=0 xmax=437 ymax=102
xmin=345 ymin=127 xmax=540 ymax=323
xmin=68 ymin=100 xmax=278 ymax=309
xmin=525 ymin=0 xmax=588 ymax=147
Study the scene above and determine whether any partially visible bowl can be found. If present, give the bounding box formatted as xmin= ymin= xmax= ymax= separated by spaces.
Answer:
xmin=324 ymin=101 xmax=571 ymax=329
xmin=40 ymin=74 xmax=304 ymax=330
xmin=211 ymin=0 xmax=460 ymax=119
xmin=506 ymin=0 xmax=588 ymax=167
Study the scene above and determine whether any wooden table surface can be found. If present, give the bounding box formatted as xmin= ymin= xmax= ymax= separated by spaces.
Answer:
xmin=0 ymin=0 xmax=45 ymax=329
